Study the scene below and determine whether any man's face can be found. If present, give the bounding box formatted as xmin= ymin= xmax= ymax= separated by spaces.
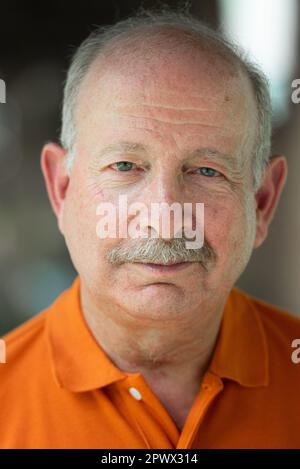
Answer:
xmin=61 ymin=46 xmax=258 ymax=321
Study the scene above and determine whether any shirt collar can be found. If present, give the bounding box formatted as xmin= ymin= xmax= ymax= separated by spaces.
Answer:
xmin=47 ymin=276 xmax=269 ymax=392
xmin=46 ymin=276 xmax=127 ymax=392
xmin=209 ymin=287 xmax=269 ymax=387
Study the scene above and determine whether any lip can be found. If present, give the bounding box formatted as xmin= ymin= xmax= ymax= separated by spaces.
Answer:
xmin=131 ymin=261 xmax=195 ymax=274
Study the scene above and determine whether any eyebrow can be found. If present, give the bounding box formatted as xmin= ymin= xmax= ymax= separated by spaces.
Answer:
xmin=94 ymin=142 xmax=149 ymax=161
xmin=94 ymin=141 xmax=239 ymax=171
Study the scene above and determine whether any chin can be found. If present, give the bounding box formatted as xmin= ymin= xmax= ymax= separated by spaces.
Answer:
xmin=123 ymin=284 xmax=191 ymax=321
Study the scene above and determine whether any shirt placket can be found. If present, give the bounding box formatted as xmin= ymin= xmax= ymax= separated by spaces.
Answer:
xmin=116 ymin=373 xmax=181 ymax=448
xmin=176 ymin=371 xmax=224 ymax=449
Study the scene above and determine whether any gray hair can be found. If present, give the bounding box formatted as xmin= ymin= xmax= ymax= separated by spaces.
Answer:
xmin=60 ymin=5 xmax=272 ymax=191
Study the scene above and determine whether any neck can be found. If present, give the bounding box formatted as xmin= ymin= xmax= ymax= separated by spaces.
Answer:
xmin=80 ymin=283 xmax=226 ymax=431
xmin=80 ymin=283 xmax=225 ymax=391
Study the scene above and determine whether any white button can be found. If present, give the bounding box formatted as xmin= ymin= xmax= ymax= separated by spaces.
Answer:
xmin=129 ymin=387 xmax=142 ymax=400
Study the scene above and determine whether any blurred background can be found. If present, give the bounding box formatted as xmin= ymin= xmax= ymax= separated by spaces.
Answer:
xmin=0 ymin=0 xmax=300 ymax=335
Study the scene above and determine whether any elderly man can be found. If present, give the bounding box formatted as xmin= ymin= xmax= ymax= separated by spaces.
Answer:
xmin=0 ymin=7 xmax=299 ymax=449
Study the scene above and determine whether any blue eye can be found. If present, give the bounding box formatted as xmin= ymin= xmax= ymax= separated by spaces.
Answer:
xmin=112 ymin=161 xmax=136 ymax=172
xmin=197 ymin=167 xmax=221 ymax=177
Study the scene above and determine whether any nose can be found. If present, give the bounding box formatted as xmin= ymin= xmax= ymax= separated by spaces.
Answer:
xmin=135 ymin=169 xmax=186 ymax=240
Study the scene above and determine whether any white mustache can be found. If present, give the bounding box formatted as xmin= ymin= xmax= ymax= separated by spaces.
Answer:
xmin=106 ymin=237 xmax=216 ymax=271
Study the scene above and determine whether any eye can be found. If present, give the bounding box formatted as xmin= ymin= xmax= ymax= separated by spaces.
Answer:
xmin=196 ymin=167 xmax=222 ymax=177
xmin=111 ymin=161 xmax=137 ymax=172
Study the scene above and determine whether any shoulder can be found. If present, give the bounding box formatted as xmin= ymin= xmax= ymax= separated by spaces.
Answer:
xmin=0 ymin=309 xmax=48 ymax=383
xmin=234 ymin=287 xmax=300 ymax=376
xmin=236 ymin=287 xmax=300 ymax=339
xmin=0 ymin=281 xmax=75 ymax=372
xmin=2 ymin=309 xmax=47 ymax=350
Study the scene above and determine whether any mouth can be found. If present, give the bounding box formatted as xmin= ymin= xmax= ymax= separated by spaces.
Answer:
xmin=131 ymin=261 xmax=196 ymax=274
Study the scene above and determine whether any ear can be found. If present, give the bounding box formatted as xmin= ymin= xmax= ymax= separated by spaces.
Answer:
xmin=253 ymin=155 xmax=288 ymax=249
xmin=40 ymin=142 xmax=70 ymax=235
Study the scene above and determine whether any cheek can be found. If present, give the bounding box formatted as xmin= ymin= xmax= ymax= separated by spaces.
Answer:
xmin=204 ymin=200 xmax=252 ymax=259
xmin=62 ymin=178 xmax=100 ymax=272
xmin=63 ymin=177 xmax=123 ymax=274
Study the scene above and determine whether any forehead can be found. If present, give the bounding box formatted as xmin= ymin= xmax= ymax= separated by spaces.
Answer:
xmin=76 ymin=38 xmax=257 ymax=160
xmin=81 ymin=42 xmax=252 ymax=103
xmin=80 ymin=31 xmax=255 ymax=101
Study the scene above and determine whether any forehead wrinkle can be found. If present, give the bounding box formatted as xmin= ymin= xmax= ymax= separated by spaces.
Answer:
xmin=115 ymin=114 xmax=226 ymax=129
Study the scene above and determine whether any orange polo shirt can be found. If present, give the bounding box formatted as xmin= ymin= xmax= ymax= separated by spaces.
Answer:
xmin=1 ymin=276 xmax=300 ymax=449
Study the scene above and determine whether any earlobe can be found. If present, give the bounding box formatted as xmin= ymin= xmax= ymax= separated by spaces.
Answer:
xmin=253 ymin=155 xmax=288 ymax=249
xmin=40 ymin=142 xmax=70 ymax=234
